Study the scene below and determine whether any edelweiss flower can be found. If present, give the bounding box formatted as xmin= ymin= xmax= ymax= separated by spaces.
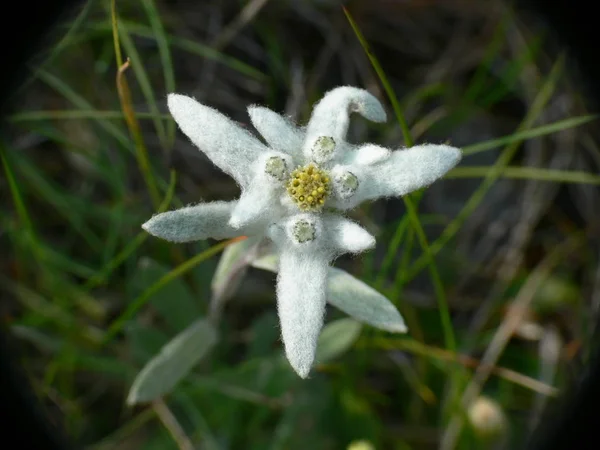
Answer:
xmin=143 ymin=86 xmax=461 ymax=378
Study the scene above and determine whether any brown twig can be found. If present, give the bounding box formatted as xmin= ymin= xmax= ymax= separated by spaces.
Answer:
xmin=153 ymin=399 xmax=195 ymax=450
xmin=116 ymin=59 xmax=161 ymax=207
xmin=440 ymin=233 xmax=583 ymax=450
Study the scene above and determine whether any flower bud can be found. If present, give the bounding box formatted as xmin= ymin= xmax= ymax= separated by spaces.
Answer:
xmin=347 ymin=440 xmax=375 ymax=450
xmin=467 ymin=396 xmax=507 ymax=440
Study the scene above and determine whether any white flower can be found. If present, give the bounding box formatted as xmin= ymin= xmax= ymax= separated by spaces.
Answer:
xmin=143 ymin=86 xmax=462 ymax=378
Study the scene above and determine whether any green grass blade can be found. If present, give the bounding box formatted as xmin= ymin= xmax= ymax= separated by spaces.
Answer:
xmin=35 ymin=68 xmax=131 ymax=149
xmin=402 ymin=55 xmax=566 ymax=286
xmin=39 ymin=0 xmax=94 ymax=70
xmin=118 ymin=20 xmax=168 ymax=149
xmin=56 ymin=18 xmax=267 ymax=81
xmin=116 ymin=59 xmax=161 ymax=206
xmin=102 ymin=237 xmax=245 ymax=345
xmin=404 ymin=197 xmax=456 ymax=353
xmin=1 ymin=146 xmax=35 ymax=239
xmin=1 ymin=144 xmax=44 ymax=265
xmin=393 ymin=226 xmax=416 ymax=295
xmin=141 ymin=0 xmax=176 ymax=148
xmin=84 ymin=170 xmax=177 ymax=291
xmin=401 ymin=82 xmax=447 ymax=116
xmin=448 ymin=166 xmax=600 ymax=184
xmin=111 ymin=0 xmax=123 ymax=67
xmin=463 ymin=115 xmax=597 ymax=156
xmin=372 ymin=337 xmax=558 ymax=396
xmin=9 ymin=110 xmax=170 ymax=121
xmin=39 ymin=245 xmax=97 ymax=279
xmin=343 ymin=7 xmax=413 ymax=147
xmin=480 ymin=35 xmax=544 ymax=108
xmin=88 ymin=410 xmax=155 ymax=450
xmin=14 ymin=0 xmax=95 ymax=96
xmin=110 ymin=2 xmax=161 ymax=206
xmin=90 ymin=20 xmax=267 ymax=81
xmin=13 ymin=155 xmax=104 ymax=252
xmin=344 ymin=6 xmax=455 ymax=355
xmin=374 ymin=218 xmax=409 ymax=289
xmin=165 ymin=31 xmax=266 ymax=81
xmin=463 ymin=11 xmax=510 ymax=103
xmin=102 ymin=204 xmax=125 ymax=266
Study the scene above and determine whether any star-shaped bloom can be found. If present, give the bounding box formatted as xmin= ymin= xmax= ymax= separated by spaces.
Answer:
xmin=143 ymin=86 xmax=462 ymax=378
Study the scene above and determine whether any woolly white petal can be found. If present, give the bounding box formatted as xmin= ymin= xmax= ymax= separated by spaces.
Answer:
xmin=248 ymin=106 xmax=304 ymax=161
xmin=327 ymin=267 xmax=407 ymax=333
xmin=330 ymin=144 xmax=462 ymax=210
xmin=228 ymin=184 xmax=280 ymax=229
xmin=229 ymin=152 xmax=292 ymax=229
xmin=249 ymin=256 xmax=408 ymax=334
xmin=142 ymin=201 xmax=241 ymax=242
xmin=267 ymin=214 xmax=331 ymax=378
xmin=323 ymin=215 xmax=375 ymax=254
xmin=168 ymin=94 xmax=267 ymax=188
xmin=276 ymin=241 xmax=328 ymax=378
xmin=342 ymin=143 xmax=392 ymax=166
xmin=303 ymin=86 xmax=386 ymax=163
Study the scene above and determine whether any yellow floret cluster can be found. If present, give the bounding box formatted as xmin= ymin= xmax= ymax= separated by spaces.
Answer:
xmin=286 ymin=163 xmax=331 ymax=211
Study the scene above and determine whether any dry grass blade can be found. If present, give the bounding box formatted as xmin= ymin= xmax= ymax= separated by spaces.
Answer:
xmin=211 ymin=0 xmax=271 ymax=50
xmin=440 ymin=232 xmax=584 ymax=450
xmin=373 ymin=338 xmax=558 ymax=397
xmin=116 ymin=59 xmax=161 ymax=207
xmin=153 ymin=400 xmax=195 ymax=450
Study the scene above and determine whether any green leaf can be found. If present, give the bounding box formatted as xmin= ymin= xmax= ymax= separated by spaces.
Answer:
xmin=211 ymin=236 xmax=260 ymax=301
xmin=316 ymin=318 xmax=362 ymax=363
xmin=251 ymin=253 xmax=278 ymax=272
xmin=125 ymin=322 xmax=170 ymax=365
xmin=327 ymin=267 xmax=407 ymax=333
xmin=251 ymin=256 xmax=407 ymax=333
xmin=127 ymin=319 xmax=218 ymax=405
xmin=130 ymin=257 xmax=201 ymax=332
xmin=103 ymin=238 xmax=234 ymax=345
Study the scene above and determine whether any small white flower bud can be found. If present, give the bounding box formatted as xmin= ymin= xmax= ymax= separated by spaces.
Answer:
xmin=264 ymin=156 xmax=288 ymax=181
xmin=467 ymin=396 xmax=507 ymax=440
xmin=311 ymin=136 xmax=336 ymax=163
xmin=334 ymin=171 xmax=359 ymax=199
xmin=292 ymin=219 xmax=316 ymax=243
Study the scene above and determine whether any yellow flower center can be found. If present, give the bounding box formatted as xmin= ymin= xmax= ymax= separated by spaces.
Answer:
xmin=285 ymin=163 xmax=331 ymax=211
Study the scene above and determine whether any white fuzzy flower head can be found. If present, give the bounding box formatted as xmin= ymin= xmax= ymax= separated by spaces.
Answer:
xmin=142 ymin=86 xmax=462 ymax=378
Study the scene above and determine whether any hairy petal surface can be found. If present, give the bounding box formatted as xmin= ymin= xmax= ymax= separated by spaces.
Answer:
xmin=329 ymin=144 xmax=462 ymax=210
xmin=303 ymin=86 xmax=387 ymax=163
xmin=267 ymin=213 xmax=377 ymax=377
xmin=322 ymin=215 xmax=376 ymax=254
xmin=268 ymin=215 xmax=330 ymax=378
xmin=276 ymin=246 xmax=329 ymax=378
xmin=249 ymin=256 xmax=408 ymax=334
xmin=229 ymin=152 xmax=293 ymax=229
xmin=339 ymin=143 xmax=391 ymax=166
xmin=168 ymin=94 xmax=267 ymax=188
xmin=327 ymin=267 xmax=407 ymax=333
xmin=142 ymin=201 xmax=241 ymax=242
xmin=248 ymin=106 xmax=304 ymax=161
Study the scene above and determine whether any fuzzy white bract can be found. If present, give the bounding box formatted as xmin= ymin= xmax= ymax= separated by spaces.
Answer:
xmin=143 ymin=86 xmax=462 ymax=378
